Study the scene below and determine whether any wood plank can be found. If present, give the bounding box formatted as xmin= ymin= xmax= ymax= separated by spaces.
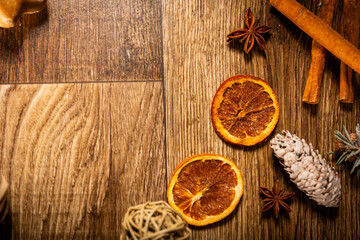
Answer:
xmin=163 ymin=0 xmax=360 ymax=239
xmin=0 ymin=0 xmax=162 ymax=83
xmin=0 ymin=84 xmax=111 ymax=239
xmin=0 ymin=82 xmax=166 ymax=239
xmin=108 ymin=82 xmax=166 ymax=239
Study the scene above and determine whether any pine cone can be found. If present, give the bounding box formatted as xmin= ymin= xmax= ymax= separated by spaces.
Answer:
xmin=270 ymin=131 xmax=341 ymax=207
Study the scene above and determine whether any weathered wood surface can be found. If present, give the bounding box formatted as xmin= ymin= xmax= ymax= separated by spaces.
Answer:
xmin=0 ymin=83 xmax=165 ymax=238
xmin=163 ymin=0 xmax=360 ymax=239
xmin=0 ymin=0 xmax=359 ymax=239
xmin=0 ymin=0 xmax=162 ymax=83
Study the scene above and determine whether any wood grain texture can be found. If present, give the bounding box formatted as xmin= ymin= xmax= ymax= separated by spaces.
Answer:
xmin=0 ymin=84 xmax=111 ymax=238
xmin=110 ymin=82 xmax=166 ymax=238
xmin=1 ymin=0 xmax=360 ymax=239
xmin=163 ymin=0 xmax=360 ymax=239
xmin=0 ymin=82 xmax=166 ymax=239
xmin=0 ymin=0 xmax=162 ymax=83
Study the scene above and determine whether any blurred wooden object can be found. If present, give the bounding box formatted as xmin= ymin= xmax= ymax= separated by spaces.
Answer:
xmin=0 ymin=0 xmax=22 ymax=27
xmin=0 ymin=0 xmax=46 ymax=28
xmin=22 ymin=0 xmax=46 ymax=14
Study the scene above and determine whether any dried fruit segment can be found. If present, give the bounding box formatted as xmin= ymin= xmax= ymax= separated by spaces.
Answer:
xmin=211 ymin=75 xmax=279 ymax=146
xmin=167 ymin=154 xmax=244 ymax=226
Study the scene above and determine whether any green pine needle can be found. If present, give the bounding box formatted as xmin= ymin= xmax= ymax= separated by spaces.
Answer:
xmin=335 ymin=131 xmax=353 ymax=147
xmin=343 ymin=125 xmax=354 ymax=145
xmin=334 ymin=125 xmax=360 ymax=174
xmin=336 ymin=151 xmax=351 ymax=165
xmin=350 ymin=157 xmax=360 ymax=174
xmin=326 ymin=152 xmax=336 ymax=155
xmin=347 ymin=149 xmax=360 ymax=160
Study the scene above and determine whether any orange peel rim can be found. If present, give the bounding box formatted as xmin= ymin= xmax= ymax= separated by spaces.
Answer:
xmin=167 ymin=153 xmax=244 ymax=226
xmin=211 ymin=75 xmax=280 ymax=146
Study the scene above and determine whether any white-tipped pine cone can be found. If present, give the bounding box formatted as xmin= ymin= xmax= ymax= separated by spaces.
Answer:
xmin=270 ymin=131 xmax=341 ymax=207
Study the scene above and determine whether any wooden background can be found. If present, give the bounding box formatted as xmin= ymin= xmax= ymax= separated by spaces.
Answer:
xmin=0 ymin=0 xmax=359 ymax=239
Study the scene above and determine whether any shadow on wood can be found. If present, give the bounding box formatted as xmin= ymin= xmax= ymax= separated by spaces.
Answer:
xmin=0 ymin=8 xmax=48 ymax=54
xmin=0 ymin=206 xmax=12 ymax=240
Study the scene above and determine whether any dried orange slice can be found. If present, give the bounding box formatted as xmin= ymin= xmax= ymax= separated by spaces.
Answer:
xmin=167 ymin=154 xmax=244 ymax=226
xmin=211 ymin=75 xmax=279 ymax=146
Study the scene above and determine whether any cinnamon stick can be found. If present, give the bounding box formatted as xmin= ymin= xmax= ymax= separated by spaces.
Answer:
xmin=269 ymin=0 xmax=360 ymax=75
xmin=339 ymin=0 xmax=360 ymax=103
xmin=302 ymin=0 xmax=336 ymax=104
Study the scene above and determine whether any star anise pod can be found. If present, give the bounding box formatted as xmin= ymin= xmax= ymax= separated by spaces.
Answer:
xmin=227 ymin=8 xmax=271 ymax=54
xmin=259 ymin=180 xmax=295 ymax=219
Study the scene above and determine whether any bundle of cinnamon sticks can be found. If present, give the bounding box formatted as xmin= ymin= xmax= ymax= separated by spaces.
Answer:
xmin=270 ymin=0 xmax=360 ymax=104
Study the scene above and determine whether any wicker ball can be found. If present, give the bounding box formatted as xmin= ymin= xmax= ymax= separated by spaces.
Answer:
xmin=120 ymin=201 xmax=191 ymax=240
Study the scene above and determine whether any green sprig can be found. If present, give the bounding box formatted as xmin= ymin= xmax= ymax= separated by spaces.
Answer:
xmin=331 ymin=125 xmax=360 ymax=175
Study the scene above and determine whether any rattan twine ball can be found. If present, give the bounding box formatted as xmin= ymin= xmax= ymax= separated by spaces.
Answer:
xmin=120 ymin=201 xmax=191 ymax=240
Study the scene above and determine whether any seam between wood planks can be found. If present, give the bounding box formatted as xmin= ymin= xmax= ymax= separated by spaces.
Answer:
xmin=0 ymin=80 xmax=163 ymax=85
xmin=160 ymin=0 xmax=168 ymax=198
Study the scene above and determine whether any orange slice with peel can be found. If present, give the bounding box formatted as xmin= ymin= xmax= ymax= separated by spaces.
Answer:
xmin=167 ymin=154 xmax=244 ymax=226
xmin=211 ymin=75 xmax=279 ymax=146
